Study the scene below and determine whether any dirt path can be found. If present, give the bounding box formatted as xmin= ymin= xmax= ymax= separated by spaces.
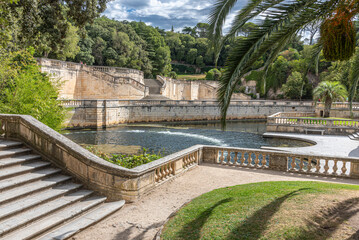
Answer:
xmin=72 ymin=164 xmax=359 ymax=240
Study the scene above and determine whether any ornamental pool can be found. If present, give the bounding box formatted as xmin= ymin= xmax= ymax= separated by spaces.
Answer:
xmin=63 ymin=120 xmax=310 ymax=155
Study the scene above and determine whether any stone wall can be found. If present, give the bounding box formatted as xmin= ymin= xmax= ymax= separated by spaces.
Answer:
xmin=37 ymin=58 xmax=146 ymax=100
xmin=158 ymin=76 xmax=250 ymax=100
xmin=62 ymin=100 xmax=314 ymax=128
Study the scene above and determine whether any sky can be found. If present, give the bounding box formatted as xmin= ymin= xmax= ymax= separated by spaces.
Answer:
xmin=103 ymin=0 xmax=249 ymax=32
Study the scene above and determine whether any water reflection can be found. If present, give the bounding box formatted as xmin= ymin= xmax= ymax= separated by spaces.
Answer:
xmin=63 ymin=120 xmax=310 ymax=155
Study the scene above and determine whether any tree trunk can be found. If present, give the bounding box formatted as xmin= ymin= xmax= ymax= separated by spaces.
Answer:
xmin=324 ymin=97 xmax=332 ymax=118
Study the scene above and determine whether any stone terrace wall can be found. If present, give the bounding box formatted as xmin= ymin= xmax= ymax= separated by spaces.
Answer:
xmin=62 ymin=100 xmax=314 ymax=128
xmin=37 ymin=58 xmax=146 ymax=100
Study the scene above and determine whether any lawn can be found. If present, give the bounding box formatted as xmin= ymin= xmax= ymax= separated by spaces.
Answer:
xmin=161 ymin=181 xmax=359 ymax=240
xmin=177 ymin=74 xmax=206 ymax=80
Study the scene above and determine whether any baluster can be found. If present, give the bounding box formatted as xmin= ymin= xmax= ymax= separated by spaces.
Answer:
xmin=315 ymin=159 xmax=321 ymax=173
xmin=234 ymin=152 xmax=238 ymax=165
xmin=254 ymin=154 xmax=259 ymax=168
xmin=220 ymin=150 xmax=224 ymax=164
xmin=215 ymin=149 xmax=219 ymax=163
xmin=290 ymin=156 xmax=296 ymax=171
xmin=333 ymin=160 xmax=338 ymax=175
xmin=307 ymin=158 xmax=312 ymax=172
xmin=299 ymin=157 xmax=304 ymax=172
xmin=155 ymin=169 xmax=159 ymax=182
xmin=324 ymin=159 xmax=329 ymax=174
xmin=248 ymin=153 xmax=252 ymax=167
xmin=227 ymin=151 xmax=232 ymax=165
xmin=341 ymin=161 xmax=348 ymax=175
xmin=158 ymin=167 xmax=163 ymax=181
xmin=240 ymin=152 xmax=245 ymax=166
xmin=161 ymin=166 xmax=167 ymax=179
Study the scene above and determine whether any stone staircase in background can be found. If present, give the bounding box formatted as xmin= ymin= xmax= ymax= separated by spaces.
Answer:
xmin=0 ymin=139 xmax=125 ymax=240
xmin=143 ymin=79 xmax=170 ymax=100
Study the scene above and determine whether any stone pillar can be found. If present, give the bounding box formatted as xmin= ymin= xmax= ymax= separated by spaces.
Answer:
xmin=202 ymin=147 xmax=217 ymax=164
xmin=350 ymin=162 xmax=359 ymax=178
xmin=268 ymin=154 xmax=288 ymax=171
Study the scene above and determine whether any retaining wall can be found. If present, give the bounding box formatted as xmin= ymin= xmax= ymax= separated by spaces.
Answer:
xmin=62 ymin=100 xmax=314 ymax=128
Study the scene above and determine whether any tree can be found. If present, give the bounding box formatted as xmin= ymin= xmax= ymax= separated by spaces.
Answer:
xmin=206 ymin=68 xmax=221 ymax=80
xmin=313 ymin=81 xmax=348 ymax=118
xmin=2 ymin=0 xmax=110 ymax=55
xmin=240 ymin=22 xmax=258 ymax=37
xmin=208 ymin=0 xmax=359 ymax=126
xmin=0 ymin=49 xmax=66 ymax=130
xmin=281 ymin=72 xmax=305 ymax=99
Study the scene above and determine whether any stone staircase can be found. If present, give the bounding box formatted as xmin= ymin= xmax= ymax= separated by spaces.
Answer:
xmin=144 ymin=78 xmax=162 ymax=94
xmin=0 ymin=139 xmax=125 ymax=240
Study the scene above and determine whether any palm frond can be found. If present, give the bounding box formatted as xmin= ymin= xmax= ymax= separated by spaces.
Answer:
xmin=217 ymin=0 xmax=336 ymax=128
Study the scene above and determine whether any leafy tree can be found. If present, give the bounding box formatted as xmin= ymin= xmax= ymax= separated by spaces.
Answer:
xmin=281 ymin=71 xmax=306 ymax=99
xmin=3 ymin=0 xmax=110 ymax=55
xmin=208 ymin=0 xmax=359 ymax=126
xmin=186 ymin=48 xmax=198 ymax=65
xmin=0 ymin=49 xmax=66 ymax=130
xmin=206 ymin=68 xmax=221 ymax=80
xmin=313 ymin=81 xmax=348 ymax=118
xmin=240 ymin=22 xmax=258 ymax=37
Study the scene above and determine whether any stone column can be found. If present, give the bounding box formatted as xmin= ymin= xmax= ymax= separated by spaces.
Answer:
xmin=202 ymin=147 xmax=218 ymax=164
xmin=268 ymin=153 xmax=288 ymax=171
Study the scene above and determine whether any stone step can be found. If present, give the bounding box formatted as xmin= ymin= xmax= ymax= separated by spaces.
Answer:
xmin=3 ymin=196 xmax=107 ymax=240
xmin=0 ymin=148 xmax=32 ymax=160
xmin=0 ymin=174 xmax=72 ymax=204
xmin=38 ymin=200 xmax=125 ymax=240
xmin=0 ymin=182 xmax=82 ymax=221
xmin=0 ymin=154 xmax=41 ymax=169
xmin=0 ymin=161 xmax=51 ymax=180
xmin=0 ymin=140 xmax=23 ymax=150
xmin=0 ymin=168 xmax=61 ymax=192
xmin=0 ymin=190 xmax=93 ymax=237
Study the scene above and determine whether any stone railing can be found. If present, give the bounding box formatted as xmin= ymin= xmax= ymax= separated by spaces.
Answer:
xmin=156 ymin=75 xmax=167 ymax=95
xmin=85 ymin=69 xmax=149 ymax=94
xmin=60 ymin=99 xmax=313 ymax=107
xmin=37 ymin=58 xmax=143 ymax=76
xmin=202 ymin=146 xmax=359 ymax=177
xmin=267 ymin=112 xmax=359 ymax=134
xmin=317 ymin=102 xmax=359 ymax=110
xmin=1 ymin=114 xmax=359 ymax=203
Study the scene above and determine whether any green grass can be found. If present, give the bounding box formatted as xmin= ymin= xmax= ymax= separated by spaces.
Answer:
xmin=161 ymin=181 xmax=359 ymax=240
xmin=177 ymin=74 xmax=206 ymax=80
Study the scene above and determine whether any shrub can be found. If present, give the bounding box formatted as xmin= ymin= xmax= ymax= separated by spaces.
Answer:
xmin=0 ymin=49 xmax=66 ymax=130
xmin=281 ymin=71 xmax=305 ymax=99
xmin=168 ymin=71 xmax=178 ymax=79
xmin=206 ymin=68 xmax=221 ymax=80
xmin=84 ymin=145 xmax=164 ymax=169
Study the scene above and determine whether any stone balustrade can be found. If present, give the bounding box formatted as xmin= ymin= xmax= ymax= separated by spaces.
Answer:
xmin=61 ymin=99 xmax=313 ymax=107
xmin=1 ymin=114 xmax=359 ymax=203
xmin=267 ymin=111 xmax=359 ymax=134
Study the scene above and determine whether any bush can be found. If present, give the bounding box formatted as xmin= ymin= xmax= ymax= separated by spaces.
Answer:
xmin=281 ymin=71 xmax=306 ymax=99
xmin=0 ymin=49 xmax=66 ymax=130
xmin=85 ymin=145 xmax=163 ymax=169
xmin=206 ymin=68 xmax=221 ymax=80
xmin=168 ymin=71 xmax=178 ymax=79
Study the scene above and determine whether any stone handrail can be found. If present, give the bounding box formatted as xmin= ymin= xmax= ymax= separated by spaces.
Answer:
xmin=84 ymin=69 xmax=149 ymax=94
xmin=317 ymin=102 xmax=359 ymax=110
xmin=1 ymin=114 xmax=359 ymax=202
xmin=202 ymin=146 xmax=359 ymax=178
xmin=156 ymin=75 xmax=167 ymax=94
xmin=267 ymin=112 xmax=359 ymax=128
xmin=60 ymin=99 xmax=314 ymax=107
xmin=37 ymin=58 xmax=143 ymax=76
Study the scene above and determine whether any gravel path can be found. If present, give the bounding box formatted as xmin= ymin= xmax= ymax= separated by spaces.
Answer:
xmin=72 ymin=164 xmax=359 ymax=240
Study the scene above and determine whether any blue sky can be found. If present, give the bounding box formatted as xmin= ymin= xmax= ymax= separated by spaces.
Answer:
xmin=103 ymin=0 xmax=249 ymax=31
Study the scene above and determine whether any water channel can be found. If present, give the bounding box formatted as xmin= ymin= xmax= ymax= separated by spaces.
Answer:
xmin=63 ymin=120 xmax=311 ymax=156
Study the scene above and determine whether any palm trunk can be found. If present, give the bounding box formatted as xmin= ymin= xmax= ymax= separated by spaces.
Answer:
xmin=324 ymin=98 xmax=332 ymax=118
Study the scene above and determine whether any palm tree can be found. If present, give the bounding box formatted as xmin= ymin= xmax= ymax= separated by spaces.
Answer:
xmin=313 ymin=81 xmax=348 ymax=118
xmin=208 ymin=0 xmax=359 ymax=127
